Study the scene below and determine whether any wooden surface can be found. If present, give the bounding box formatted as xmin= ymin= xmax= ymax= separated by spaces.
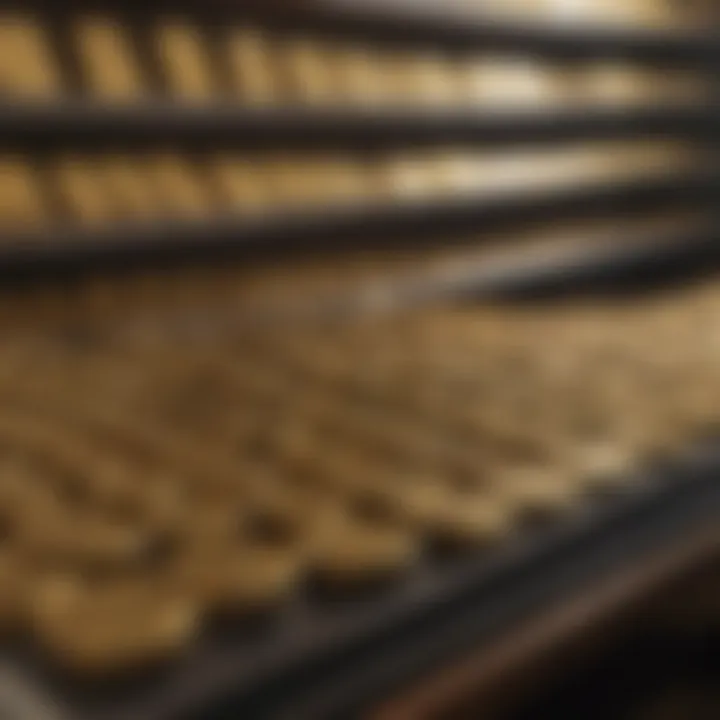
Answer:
xmin=371 ymin=525 xmax=720 ymax=720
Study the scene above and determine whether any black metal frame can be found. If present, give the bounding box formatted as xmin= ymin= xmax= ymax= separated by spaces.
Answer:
xmin=0 ymin=104 xmax=713 ymax=152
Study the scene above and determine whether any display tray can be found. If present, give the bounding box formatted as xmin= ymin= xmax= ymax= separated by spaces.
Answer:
xmin=0 ymin=170 xmax=714 ymax=285
xmin=0 ymin=221 xmax=717 ymax=719
xmin=0 ymin=442 xmax=716 ymax=720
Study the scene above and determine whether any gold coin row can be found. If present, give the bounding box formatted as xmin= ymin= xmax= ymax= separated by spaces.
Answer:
xmin=0 ymin=398 xmax=606 ymax=676
xmin=0 ymin=13 xmax=708 ymax=105
xmin=0 ymin=139 xmax=700 ymax=230
xmin=1 ymin=286 xmax=720 ymax=674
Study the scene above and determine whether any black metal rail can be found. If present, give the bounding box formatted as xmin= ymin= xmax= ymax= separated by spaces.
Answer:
xmin=0 ymin=104 xmax=713 ymax=152
xmin=339 ymin=218 xmax=720 ymax=315
xmin=477 ymin=217 xmax=720 ymax=301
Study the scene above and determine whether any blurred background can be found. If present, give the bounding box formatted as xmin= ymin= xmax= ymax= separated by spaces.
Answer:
xmin=0 ymin=1 xmax=717 ymax=718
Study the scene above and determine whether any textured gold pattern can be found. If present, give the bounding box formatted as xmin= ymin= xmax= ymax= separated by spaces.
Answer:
xmin=0 ymin=11 xmax=709 ymax=106
xmin=0 ymin=140 xmax=700 ymax=232
xmin=0 ymin=284 xmax=717 ymax=673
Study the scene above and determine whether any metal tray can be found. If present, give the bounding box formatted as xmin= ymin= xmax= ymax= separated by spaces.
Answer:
xmin=0 ymin=170 xmax=715 ymax=286
xmin=0 ymin=441 xmax=716 ymax=720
